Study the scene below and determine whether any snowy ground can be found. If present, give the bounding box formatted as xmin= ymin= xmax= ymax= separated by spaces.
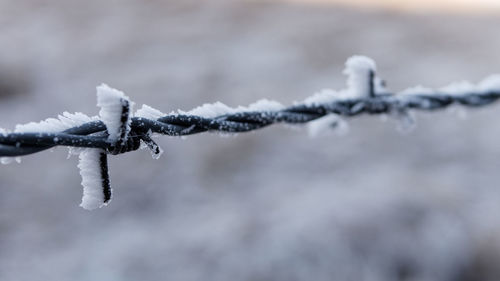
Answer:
xmin=1 ymin=1 xmax=500 ymax=280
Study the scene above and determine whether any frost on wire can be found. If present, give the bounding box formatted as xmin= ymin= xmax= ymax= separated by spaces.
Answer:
xmin=77 ymin=84 xmax=132 ymax=210
xmin=1 ymin=55 xmax=500 ymax=210
xmin=78 ymin=148 xmax=111 ymax=210
xmin=96 ymin=84 xmax=133 ymax=144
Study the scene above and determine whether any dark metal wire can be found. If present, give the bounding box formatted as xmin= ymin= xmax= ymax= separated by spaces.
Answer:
xmin=1 ymin=89 xmax=499 ymax=158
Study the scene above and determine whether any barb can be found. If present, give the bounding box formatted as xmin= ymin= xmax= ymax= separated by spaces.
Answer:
xmin=1 ymin=56 xmax=500 ymax=209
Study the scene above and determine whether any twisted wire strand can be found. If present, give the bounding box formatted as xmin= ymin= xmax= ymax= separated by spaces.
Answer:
xmin=4 ymin=55 xmax=499 ymax=210
xmin=1 ymin=90 xmax=499 ymax=158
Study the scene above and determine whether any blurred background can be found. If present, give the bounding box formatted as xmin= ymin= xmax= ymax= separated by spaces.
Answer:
xmin=1 ymin=0 xmax=500 ymax=280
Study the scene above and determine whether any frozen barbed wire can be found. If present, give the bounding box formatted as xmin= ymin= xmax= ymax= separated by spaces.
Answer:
xmin=1 ymin=55 xmax=500 ymax=210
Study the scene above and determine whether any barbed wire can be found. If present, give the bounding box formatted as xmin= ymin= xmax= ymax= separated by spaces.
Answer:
xmin=1 ymin=90 xmax=499 ymax=158
xmin=2 ymin=56 xmax=500 ymax=209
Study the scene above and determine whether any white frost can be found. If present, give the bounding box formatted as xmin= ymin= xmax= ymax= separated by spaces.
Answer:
xmin=0 ymin=128 xmax=12 ymax=164
xmin=303 ymin=89 xmax=349 ymax=106
xmin=402 ymin=74 xmax=500 ymax=97
xmin=180 ymin=99 xmax=283 ymax=118
xmin=439 ymin=81 xmax=477 ymax=95
xmin=133 ymin=105 xmax=166 ymax=159
xmin=392 ymin=109 xmax=416 ymax=133
xmin=400 ymin=85 xmax=435 ymax=96
xmin=1 ymin=157 xmax=21 ymax=165
xmin=78 ymin=148 xmax=110 ymax=210
xmin=181 ymin=101 xmax=234 ymax=118
xmin=1 ymin=157 xmax=12 ymax=165
xmin=344 ymin=55 xmax=377 ymax=98
xmin=308 ymin=114 xmax=349 ymax=137
xmin=236 ymin=99 xmax=284 ymax=112
xmin=478 ymin=74 xmax=500 ymax=92
xmin=302 ymin=56 xmax=379 ymax=106
xmin=97 ymin=84 xmax=132 ymax=142
xmin=135 ymin=104 xmax=166 ymax=120
xmin=14 ymin=112 xmax=98 ymax=133
xmin=2 ymin=112 xmax=97 ymax=164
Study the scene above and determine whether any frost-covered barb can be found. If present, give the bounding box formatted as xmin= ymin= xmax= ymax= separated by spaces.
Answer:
xmin=96 ymin=84 xmax=132 ymax=146
xmin=1 ymin=56 xmax=500 ymax=210
xmin=75 ymin=84 xmax=132 ymax=210
xmin=78 ymin=148 xmax=111 ymax=210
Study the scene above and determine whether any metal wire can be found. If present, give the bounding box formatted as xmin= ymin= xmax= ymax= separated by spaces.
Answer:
xmin=1 ymin=89 xmax=499 ymax=158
